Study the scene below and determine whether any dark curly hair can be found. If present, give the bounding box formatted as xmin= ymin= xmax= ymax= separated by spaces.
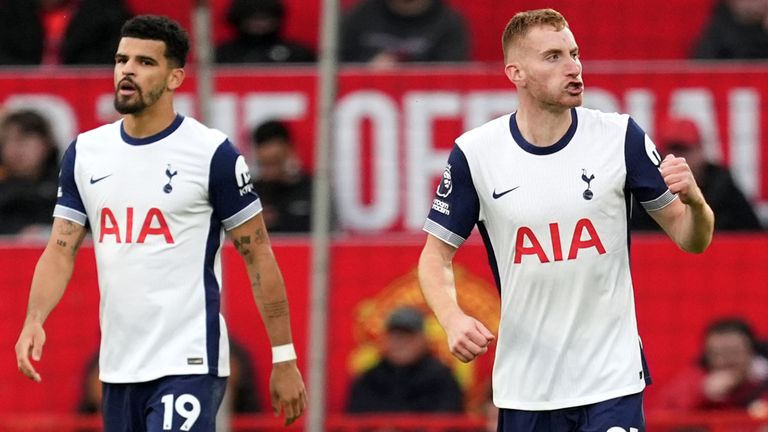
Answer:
xmin=120 ymin=15 xmax=189 ymax=67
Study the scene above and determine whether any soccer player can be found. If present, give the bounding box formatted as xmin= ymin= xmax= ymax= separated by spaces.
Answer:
xmin=418 ymin=8 xmax=714 ymax=432
xmin=14 ymin=15 xmax=307 ymax=430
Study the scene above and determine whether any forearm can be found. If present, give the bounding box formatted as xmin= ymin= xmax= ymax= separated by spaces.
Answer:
xmin=670 ymin=200 xmax=714 ymax=253
xmin=25 ymin=247 xmax=75 ymax=324
xmin=418 ymin=236 xmax=462 ymax=327
xmin=230 ymin=217 xmax=294 ymax=347
xmin=26 ymin=219 xmax=83 ymax=324
xmin=246 ymin=249 xmax=294 ymax=346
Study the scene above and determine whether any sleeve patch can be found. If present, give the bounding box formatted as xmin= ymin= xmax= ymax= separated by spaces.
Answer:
xmin=234 ymin=155 xmax=254 ymax=196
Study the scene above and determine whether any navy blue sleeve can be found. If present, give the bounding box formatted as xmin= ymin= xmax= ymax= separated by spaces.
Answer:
xmin=52 ymin=140 xmax=88 ymax=225
xmin=208 ymin=140 xmax=262 ymax=230
xmin=625 ymin=118 xmax=676 ymax=211
xmin=423 ymin=145 xmax=480 ymax=247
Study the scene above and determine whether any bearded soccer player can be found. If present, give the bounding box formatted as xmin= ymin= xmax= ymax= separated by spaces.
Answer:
xmin=15 ymin=15 xmax=306 ymax=430
xmin=418 ymin=8 xmax=714 ymax=432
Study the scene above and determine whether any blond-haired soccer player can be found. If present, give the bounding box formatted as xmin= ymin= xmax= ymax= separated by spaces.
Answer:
xmin=419 ymin=8 xmax=713 ymax=431
xmin=15 ymin=15 xmax=306 ymax=430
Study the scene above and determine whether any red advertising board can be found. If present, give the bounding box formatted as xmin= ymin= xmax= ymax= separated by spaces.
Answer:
xmin=1 ymin=65 xmax=766 ymax=234
xmin=2 ymin=234 xmax=767 ymax=415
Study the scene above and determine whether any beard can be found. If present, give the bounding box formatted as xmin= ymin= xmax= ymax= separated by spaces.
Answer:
xmin=113 ymin=81 xmax=166 ymax=115
xmin=526 ymin=79 xmax=583 ymax=111
xmin=534 ymin=88 xmax=582 ymax=110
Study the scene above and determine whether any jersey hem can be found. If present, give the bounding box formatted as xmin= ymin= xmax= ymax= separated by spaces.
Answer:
xmin=100 ymin=366 xmax=231 ymax=384
xmin=494 ymin=383 xmax=646 ymax=411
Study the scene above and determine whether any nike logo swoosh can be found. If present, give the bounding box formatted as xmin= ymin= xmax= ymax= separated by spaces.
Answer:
xmin=492 ymin=186 xmax=520 ymax=199
xmin=90 ymin=174 xmax=113 ymax=184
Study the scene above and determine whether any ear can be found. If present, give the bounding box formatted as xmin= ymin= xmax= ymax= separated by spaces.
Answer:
xmin=504 ymin=62 xmax=524 ymax=87
xmin=167 ymin=67 xmax=185 ymax=91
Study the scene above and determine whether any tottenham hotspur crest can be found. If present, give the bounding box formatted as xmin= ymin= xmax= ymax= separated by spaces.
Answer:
xmin=163 ymin=164 xmax=178 ymax=194
xmin=581 ymin=169 xmax=595 ymax=200
xmin=436 ymin=164 xmax=452 ymax=198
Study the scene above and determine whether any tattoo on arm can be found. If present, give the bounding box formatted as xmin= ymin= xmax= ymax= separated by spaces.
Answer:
xmin=58 ymin=220 xmax=77 ymax=235
xmin=54 ymin=220 xmax=84 ymax=256
xmin=262 ymin=300 xmax=289 ymax=319
xmin=233 ymin=235 xmax=254 ymax=264
xmin=251 ymin=273 xmax=262 ymax=291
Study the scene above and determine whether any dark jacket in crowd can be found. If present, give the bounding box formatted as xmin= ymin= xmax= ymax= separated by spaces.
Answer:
xmin=340 ymin=0 xmax=469 ymax=63
xmin=215 ymin=0 xmax=314 ymax=64
xmin=0 ymin=169 xmax=58 ymax=234
xmin=216 ymin=33 xmax=315 ymax=64
xmin=0 ymin=0 xmax=132 ymax=65
xmin=254 ymin=173 xmax=312 ymax=233
xmin=346 ymin=355 xmax=464 ymax=413
xmin=632 ymin=162 xmax=763 ymax=231
xmin=693 ymin=1 xmax=768 ymax=59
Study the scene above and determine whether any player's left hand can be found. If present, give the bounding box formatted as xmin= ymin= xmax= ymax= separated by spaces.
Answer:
xmin=270 ymin=361 xmax=307 ymax=426
xmin=660 ymin=154 xmax=705 ymax=206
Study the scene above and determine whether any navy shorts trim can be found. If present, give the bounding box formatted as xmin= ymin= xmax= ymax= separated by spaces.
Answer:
xmin=497 ymin=391 xmax=645 ymax=432
xmin=102 ymin=374 xmax=227 ymax=432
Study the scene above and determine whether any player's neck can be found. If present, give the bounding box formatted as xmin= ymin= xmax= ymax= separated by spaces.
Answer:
xmin=122 ymin=105 xmax=178 ymax=139
xmin=515 ymin=104 xmax=573 ymax=148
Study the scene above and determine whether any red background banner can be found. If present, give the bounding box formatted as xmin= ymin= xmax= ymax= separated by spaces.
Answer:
xmin=2 ymin=234 xmax=767 ymax=415
xmin=1 ymin=65 xmax=766 ymax=232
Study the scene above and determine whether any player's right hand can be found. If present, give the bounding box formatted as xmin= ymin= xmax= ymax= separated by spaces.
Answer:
xmin=15 ymin=321 xmax=45 ymax=382
xmin=443 ymin=312 xmax=495 ymax=363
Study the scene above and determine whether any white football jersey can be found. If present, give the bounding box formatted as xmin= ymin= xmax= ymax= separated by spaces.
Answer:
xmin=55 ymin=115 xmax=261 ymax=383
xmin=425 ymin=107 xmax=674 ymax=410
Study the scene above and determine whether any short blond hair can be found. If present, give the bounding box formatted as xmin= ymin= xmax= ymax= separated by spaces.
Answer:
xmin=502 ymin=9 xmax=569 ymax=62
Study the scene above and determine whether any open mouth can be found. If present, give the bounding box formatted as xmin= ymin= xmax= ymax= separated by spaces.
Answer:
xmin=118 ymin=79 xmax=138 ymax=96
xmin=566 ymin=81 xmax=583 ymax=95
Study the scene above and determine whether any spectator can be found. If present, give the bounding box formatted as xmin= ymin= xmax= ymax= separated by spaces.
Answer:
xmin=0 ymin=110 xmax=60 ymax=235
xmin=0 ymin=0 xmax=132 ymax=66
xmin=340 ymin=0 xmax=469 ymax=67
xmin=251 ymin=120 xmax=312 ymax=232
xmin=346 ymin=306 xmax=464 ymax=413
xmin=693 ymin=0 xmax=768 ymax=59
xmin=632 ymin=117 xmax=763 ymax=231
xmin=216 ymin=0 xmax=315 ymax=64
xmin=654 ymin=317 xmax=768 ymax=412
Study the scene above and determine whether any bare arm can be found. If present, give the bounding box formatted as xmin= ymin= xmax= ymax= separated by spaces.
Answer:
xmin=227 ymin=213 xmax=306 ymax=425
xmin=418 ymin=234 xmax=494 ymax=363
xmin=649 ymin=154 xmax=714 ymax=253
xmin=15 ymin=217 xmax=87 ymax=382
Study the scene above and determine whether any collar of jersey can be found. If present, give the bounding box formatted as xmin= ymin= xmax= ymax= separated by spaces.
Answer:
xmin=509 ymin=108 xmax=577 ymax=155
xmin=121 ymin=114 xmax=185 ymax=146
